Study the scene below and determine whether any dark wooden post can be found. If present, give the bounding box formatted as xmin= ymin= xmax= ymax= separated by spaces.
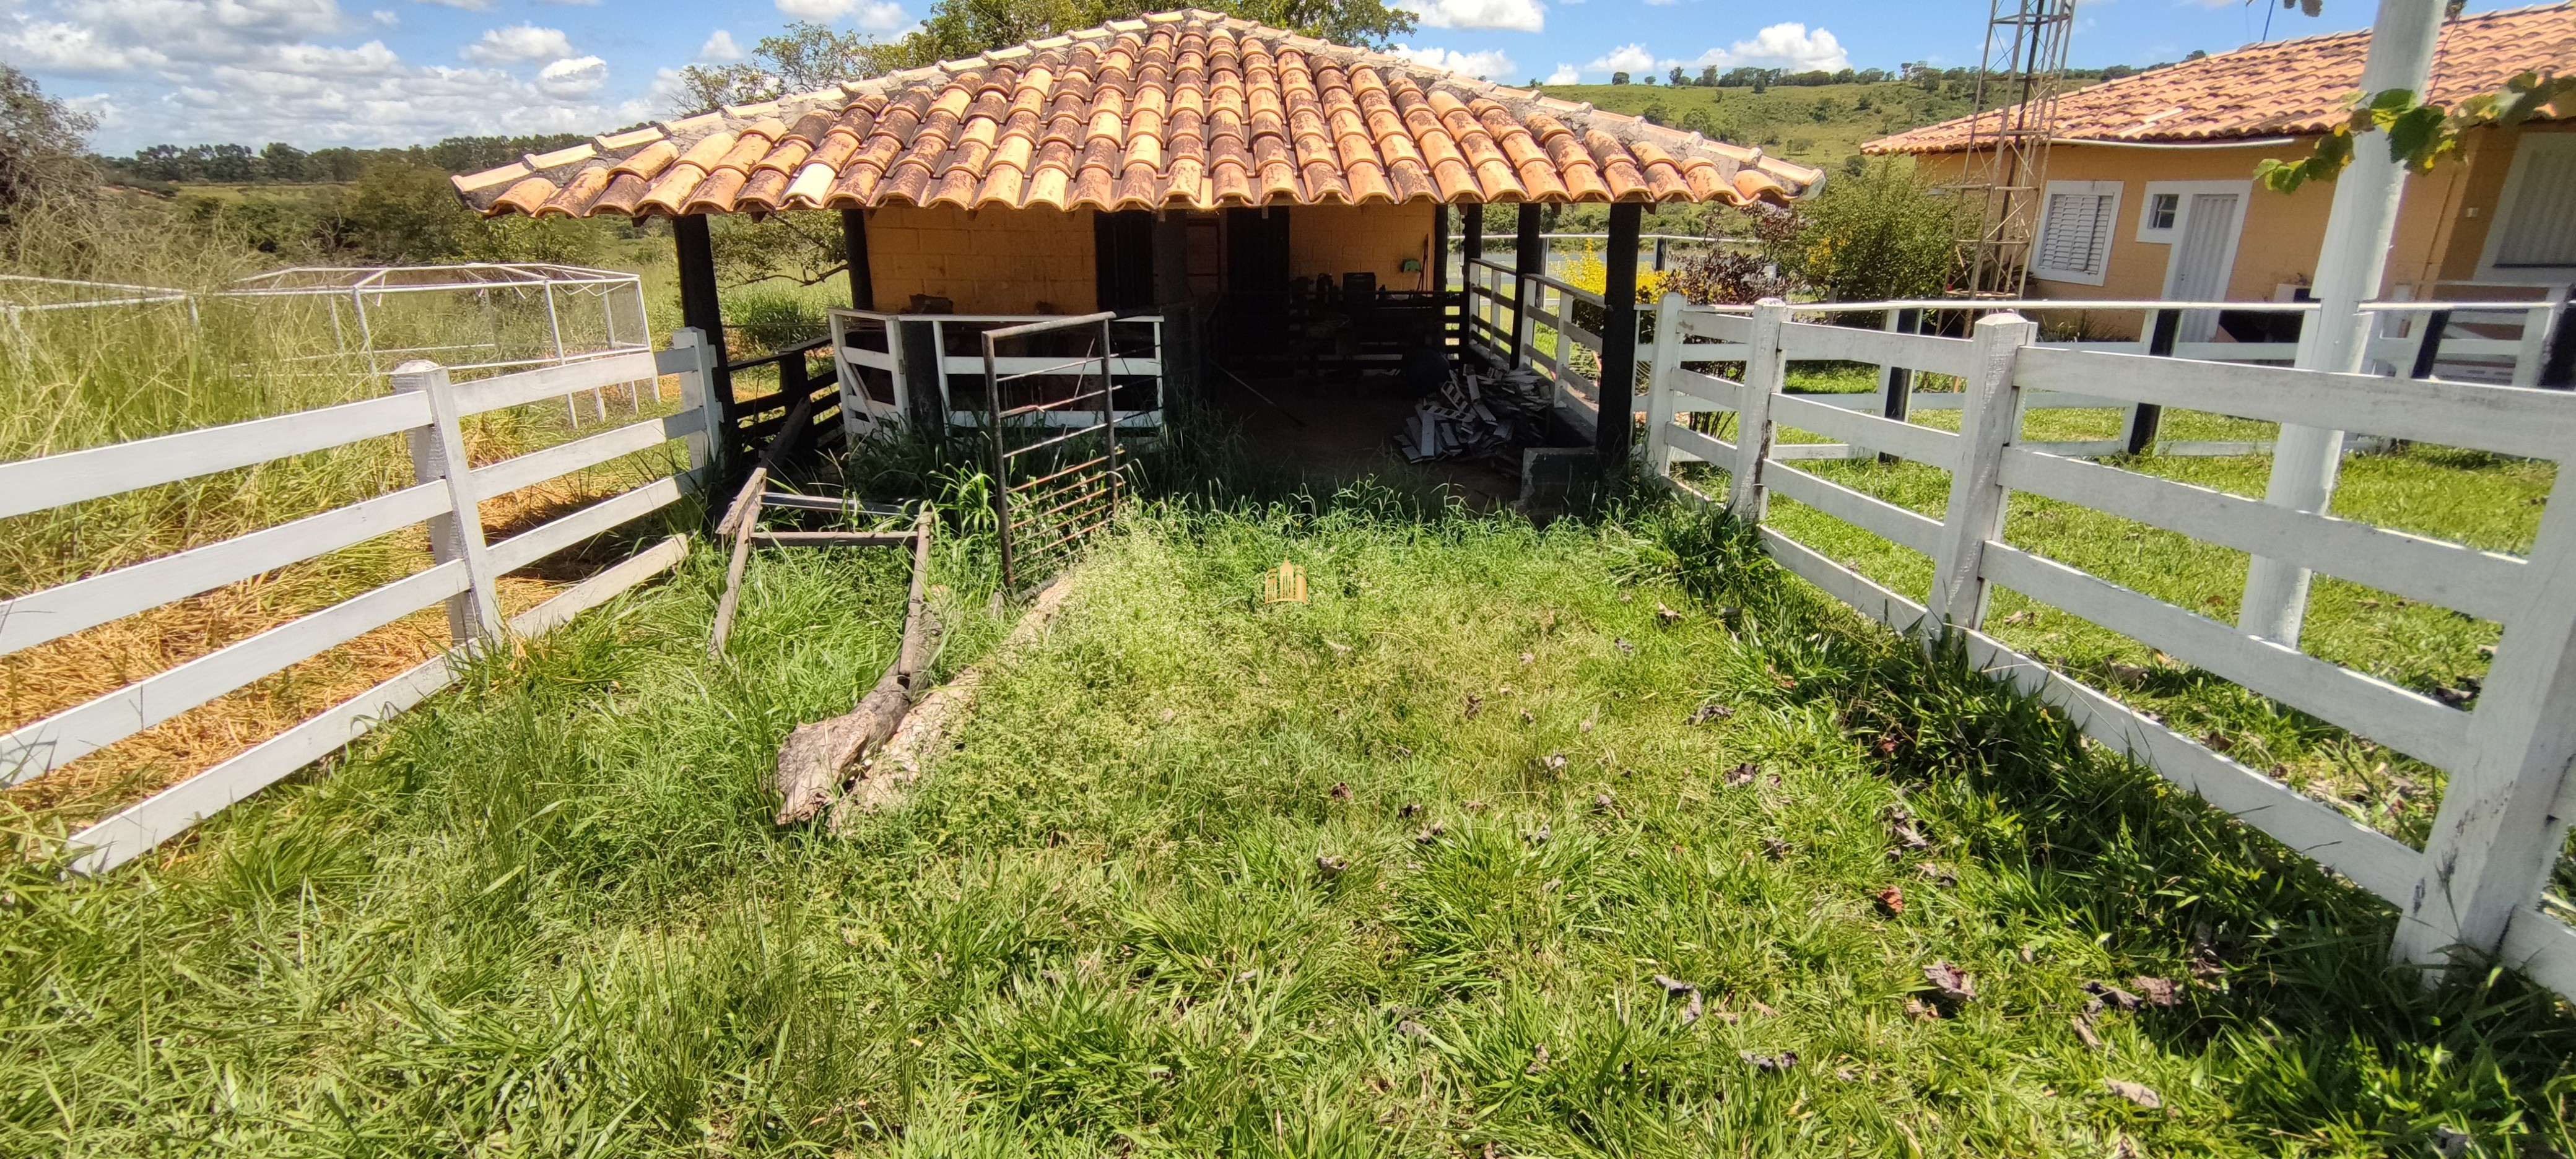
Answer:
xmin=1511 ymin=204 xmax=1543 ymax=369
xmin=2122 ymin=308 xmax=2181 ymax=454
xmin=1431 ymin=204 xmax=1451 ymax=351
xmin=842 ymin=209 xmax=873 ymax=311
xmin=1596 ymin=202 xmax=1642 ymax=465
xmin=1461 ymin=206 xmax=1484 ymax=353
xmin=672 ymin=213 xmax=733 ymax=461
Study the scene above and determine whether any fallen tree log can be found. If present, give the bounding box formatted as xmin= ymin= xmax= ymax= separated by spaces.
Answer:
xmin=772 ymin=510 xmax=937 ymax=824
xmin=826 ymin=569 xmax=1076 ymax=830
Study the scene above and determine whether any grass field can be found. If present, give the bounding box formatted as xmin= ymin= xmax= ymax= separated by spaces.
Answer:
xmin=2 ymin=488 xmax=2570 ymax=1155
xmin=1666 ymin=365 xmax=2569 ymax=901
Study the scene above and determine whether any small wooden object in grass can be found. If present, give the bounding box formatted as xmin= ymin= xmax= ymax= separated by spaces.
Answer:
xmin=705 ymin=466 xmax=768 ymax=657
xmin=773 ymin=509 xmax=938 ymax=825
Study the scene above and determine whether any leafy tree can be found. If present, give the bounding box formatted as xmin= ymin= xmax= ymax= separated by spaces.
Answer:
xmin=0 ymin=65 xmax=95 ymax=229
xmin=1778 ymin=160 xmax=1961 ymax=301
xmin=676 ymin=0 xmax=1416 ymax=113
xmin=343 ymin=163 xmax=470 ymax=263
xmin=1668 ymin=66 xmax=1687 ymax=86
xmin=1611 ymin=72 xmax=1630 ymax=85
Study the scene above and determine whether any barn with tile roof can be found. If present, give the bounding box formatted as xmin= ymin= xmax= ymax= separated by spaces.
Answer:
xmin=451 ymin=7 xmax=1819 ymax=463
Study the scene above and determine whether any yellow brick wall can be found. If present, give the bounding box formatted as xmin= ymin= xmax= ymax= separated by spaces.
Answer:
xmin=1288 ymin=202 xmax=1438 ymax=292
xmin=864 ymin=204 xmax=1097 ymax=315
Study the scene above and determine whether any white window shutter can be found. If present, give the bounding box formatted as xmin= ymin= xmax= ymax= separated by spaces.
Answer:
xmin=2032 ymin=181 xmax=2120 ymax=285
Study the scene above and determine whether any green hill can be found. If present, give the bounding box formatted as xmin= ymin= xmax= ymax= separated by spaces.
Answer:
xmin=1531 ymin=82 xmax=1980 ymax=178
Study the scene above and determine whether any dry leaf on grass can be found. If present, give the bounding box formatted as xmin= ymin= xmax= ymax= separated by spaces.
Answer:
xmin=2104 ymin=1079 xmax=2161 ymax=1109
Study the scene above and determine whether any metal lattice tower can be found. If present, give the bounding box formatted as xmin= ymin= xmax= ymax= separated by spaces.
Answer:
xmin=1956 ymin=0 xmax=2078 ymax=296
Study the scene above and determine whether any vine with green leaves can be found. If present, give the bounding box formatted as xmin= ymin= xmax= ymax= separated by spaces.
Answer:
xmin=2255 ymin=70 xmax=2575 ymax=193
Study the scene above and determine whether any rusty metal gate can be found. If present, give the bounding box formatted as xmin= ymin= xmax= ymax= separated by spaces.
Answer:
xmin=981 ymin=311 xmax=1129 ymax=589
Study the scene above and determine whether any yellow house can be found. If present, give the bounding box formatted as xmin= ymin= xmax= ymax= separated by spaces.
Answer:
xmin=1866 ymin=3 xmax=2574 ymax=311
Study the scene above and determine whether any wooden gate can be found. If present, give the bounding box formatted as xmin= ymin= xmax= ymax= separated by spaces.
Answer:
xmin=981 ymin=311 xmax=1128 ymax=589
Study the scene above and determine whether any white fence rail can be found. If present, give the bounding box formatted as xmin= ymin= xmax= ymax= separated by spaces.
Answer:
xmin=826 ymin=310 xmax=1165 ymax=440
xmin=0 ymin=330 xmax=726 ymax=875
xmin=1463 ymin=257 xmax=2570 ymax=458
xmin=1640 ymin=297 xmax=2576 ymax=1000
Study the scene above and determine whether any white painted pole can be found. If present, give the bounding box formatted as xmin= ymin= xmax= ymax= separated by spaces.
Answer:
xmin=2239 ymin=0 xmax=2445 ymax=645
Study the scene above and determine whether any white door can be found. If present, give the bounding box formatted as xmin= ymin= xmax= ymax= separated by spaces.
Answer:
xmin=2163 ymin=191 xmax=2247 ymax=344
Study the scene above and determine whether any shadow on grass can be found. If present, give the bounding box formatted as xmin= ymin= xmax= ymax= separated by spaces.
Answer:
xmin=1637 ymin=499 xmax=2576 ymax=1155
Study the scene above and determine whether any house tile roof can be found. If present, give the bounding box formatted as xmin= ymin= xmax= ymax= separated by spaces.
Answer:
xmin=1868 ymin=2 xmax=2576 ymax=154
xmin=455 ymin=9 xmax=1823 ymax=218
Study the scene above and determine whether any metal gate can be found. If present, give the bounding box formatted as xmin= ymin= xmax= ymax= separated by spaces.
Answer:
xmin=981 ymin=311 xmax=1128 ymax=589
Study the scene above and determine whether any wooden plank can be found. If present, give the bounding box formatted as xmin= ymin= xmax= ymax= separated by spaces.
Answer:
xmin=1666 ymin=425 xmax=1734 ymax=464
xmin=1979 ymin=543 xmax=2473 ymax=771
xmin=0 ymin=483 xmax=450 ymax=658
xmin=1770 ymin=391 xmax=1960 ymax=469
xmin=1670 ymin=368 xmax=1741 ymax=411
xmin=2500 ymin=908 xmax=2576 ymax=1003
xmin=471 ymin=410 xmax=702 ymax=500
xmin=2014 ymin=345 xmax=2576 ymax=461
xmin=508 ymin=536 xmax=689 ymax=637
xmin=2172 ymin=341 xmax=2300 ymax=362
xmin=63 ymin=649 xmax=462 ymax=875
xmin=1998 ymin=448 xmax=2526 ymax=622
xmin=1779 ymin=320 xmax=1978 ymax=378
xmin=1730 ymin=302 xmax=1788 ymax=515
xmin=450 ymin=350 xmax=661 ymax=417
xmin=1772 ymin=443 xmax=1864 ymax=461
xmin=751 ymin=531 xmax=918 ymax=547
xmin=1763 ymin=462 xmax=1944 ymax=555
xmin=1756 ymin=525 xmax=1934 ymax=635
xmin=1753 ymin=525 xmax=2419 ymax=904
xmin=1677 ymin=309 xmax=1750 ymax=343
xmin=63 ymin=536 xmax=690 ymax=877
xmin=1928 ymin=315 xmax=2033 ymax=628
xmin=1 ymin=562 xmax=468 ymax=784
xmin=486 ymin=475 xmax=688 ymax=575
xmin=0 ymin=394 xmax=431 ymax=521
xmin=1671 ymin=343 xmax=1752 ymax=363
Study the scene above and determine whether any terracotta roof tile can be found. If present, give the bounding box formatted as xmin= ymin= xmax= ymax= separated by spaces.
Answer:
xmin=1872 ymin=2 xmax=2574 ymax=152
xmin=454 ymin=8 xmax=1821 ymax=219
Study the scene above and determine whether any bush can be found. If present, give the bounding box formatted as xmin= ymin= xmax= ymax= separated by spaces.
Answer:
xmin=1786 ymin=160 xmax=1962 ymax=301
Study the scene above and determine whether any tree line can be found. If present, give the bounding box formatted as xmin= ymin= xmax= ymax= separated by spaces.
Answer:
xmin=1595 ymin=60 xmax=2174 ymax=92
xmin=102 ymin=136 xmax=596 ymax=188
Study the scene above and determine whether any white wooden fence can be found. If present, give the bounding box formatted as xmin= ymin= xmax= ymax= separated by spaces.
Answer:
xmin=1640 ymin=297 xmax=2576 ymax=998
xmin=0 ymin=330 xmax=726 ymax=875
xmin=826 ymin=310 xmax=1166 ymax=440
xmin=1462 ymin=258 xmax=2569 ymax=459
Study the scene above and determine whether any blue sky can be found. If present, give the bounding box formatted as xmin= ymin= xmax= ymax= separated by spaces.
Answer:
xmin=0 ymin=0 xmax=2508 ymax=154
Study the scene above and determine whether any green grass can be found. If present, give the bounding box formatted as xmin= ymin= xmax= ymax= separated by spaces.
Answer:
xmin=4 ymin=489 xmax=2570 ymax=1155
xmin=1669 ymin=369 xmax=2564 ymax=895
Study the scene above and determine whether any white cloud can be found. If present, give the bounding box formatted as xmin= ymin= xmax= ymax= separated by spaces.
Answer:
xmin=1 ymin=0 xmax=659 ymax=152
xmin=1585 ymin=43 xmax=1654 ymax=74
xmin=537 ymin=54 xmax=606 ymax=98
xmin=1396 ymin=0 xmax=1543 ymax=32
xmin=776 ymin=0 xmax=907 ymax=26
xmin=1686 ymin=22 xmax=1850 ymax=72
xmin=371 ymin=9 xmax=397 ymax=25
xmin=462 ymin=23 xmax=573 ymax=64
xmin=413 ymin=0 xmax=494 ymax=10
xmin=697 ymin=29 xmax=742 ymax=63
xmin=1390 ymin=43 xmax=1515 ymax=79
xmin=1544 ymin=63 xmax=1578 ymax=84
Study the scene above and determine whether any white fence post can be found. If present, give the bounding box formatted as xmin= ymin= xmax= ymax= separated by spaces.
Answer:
xmin=1644 ymin=292 xmax=1687 ymax=484
xmin=1515 ymin=272 xmax=1541 ymax=368
xmin=2390 ymin=467 xmax=2576 ymax=975
xmin=1728 ymin=298 xmax=1790 ymax=518
xmin=391 ymin=360 xmax=503 ymax=643
xmin=1927 ymin=312 xmax=2036 ymax=630
xmin=671 ymin=328 xmax=723 ymax=479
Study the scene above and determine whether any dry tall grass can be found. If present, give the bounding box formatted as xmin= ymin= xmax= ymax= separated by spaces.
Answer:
xmin=1 ymin=196 xmax=686 ymax=838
